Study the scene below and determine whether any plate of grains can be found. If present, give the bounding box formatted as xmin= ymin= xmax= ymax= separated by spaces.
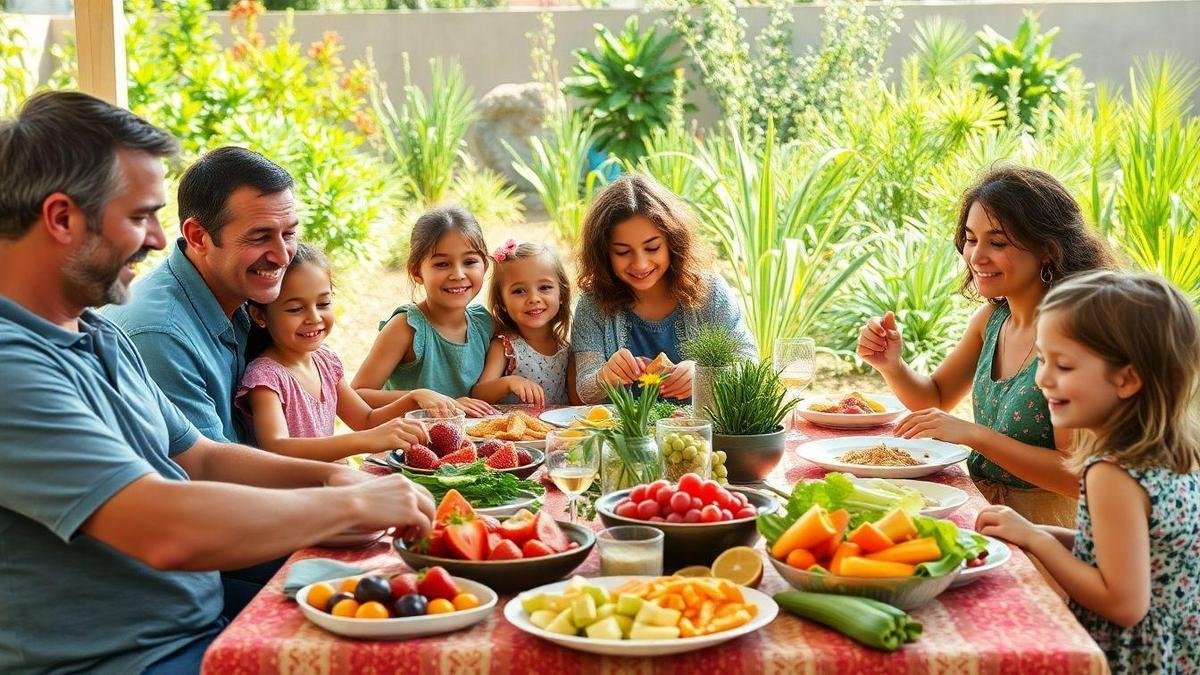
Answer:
xmin=796 ymin=436 xmax=970 ymax=479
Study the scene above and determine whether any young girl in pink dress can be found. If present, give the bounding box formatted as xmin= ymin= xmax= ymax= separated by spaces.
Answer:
xmin=237 ymin=244 xmax=457 ymax=461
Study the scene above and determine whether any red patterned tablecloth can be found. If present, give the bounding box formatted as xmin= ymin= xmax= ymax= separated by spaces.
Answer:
xmin=202 ymin=418 xmax=1106 ymax=674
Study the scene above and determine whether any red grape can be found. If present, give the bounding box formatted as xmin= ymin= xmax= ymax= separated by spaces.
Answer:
xmin=700 ymin=480 xmax=720 ymax=503
xmin=720 ymin=508 xmax=734 ymax=521
xmin=715 ymin=488 xmax=735 ymax=510
xmin=630 ymin=485 xmax=647 ymax=502
xmin=649 ymin=516 xmax=665 ymax=522
xmin=700 ymin=505 xmax=721 ymax=523
xmin=647 ymin=479 xmax=670 ymax=499
xmin=691 ymin=497 xmax=704 ymax=511
xmin=665 ymin=512 xmax=684 ymax=523
xmin=684 ymin=509 xmax=702 ymax=523
xmin=735 ymin=507 xmax=757 ymax=519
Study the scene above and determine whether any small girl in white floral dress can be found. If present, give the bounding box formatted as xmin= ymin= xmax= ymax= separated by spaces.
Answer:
xmin=471 ymin=241 xmax=578 ymax=406
xmin=977 ymin=271 xmax=1200 ymax=673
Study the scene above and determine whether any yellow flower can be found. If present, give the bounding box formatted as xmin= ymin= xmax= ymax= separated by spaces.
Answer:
xmin=638 ymin=372 xmax=665 ymax=388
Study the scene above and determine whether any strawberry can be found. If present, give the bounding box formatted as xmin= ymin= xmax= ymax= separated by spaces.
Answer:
xmin=522 ymin=539 xmax=554 ymax=558
xmin=416 ymin=565 xmax=459 ymax=600
xmin=414 ymin=528 xmax=448 ymax=557
xmin=478 ymin=440 xmax=506 ymax=458
xmin=428 ymin=422 xmax=463 ymax=456
xmin=477 ymin=514 xmax=502 ymax=532
xmin=488 ymin=539 xmax=524 ymax=560
xmin=444 ymin=518 xmax=488 ymax=561
xmin=485 ymin=444 xmax=518 ymax=469
xmin=440 ymin=445 xmax=478 ymax=465
xmin=404 ymin=445 xmax=439 ymax=470
xmin=515 ymin=448 xmax=533 ymax=466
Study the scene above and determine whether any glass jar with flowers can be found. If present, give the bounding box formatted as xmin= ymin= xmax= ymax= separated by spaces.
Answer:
xmin=584 ymin=371 xmax=667 ymax=494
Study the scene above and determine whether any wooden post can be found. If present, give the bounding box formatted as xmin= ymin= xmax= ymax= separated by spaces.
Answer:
xmin=74 ymin=0 xmax=127 ymax=108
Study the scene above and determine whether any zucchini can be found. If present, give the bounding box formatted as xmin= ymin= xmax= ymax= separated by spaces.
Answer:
xmin=774 ymin=591 xmax=921 ymax=651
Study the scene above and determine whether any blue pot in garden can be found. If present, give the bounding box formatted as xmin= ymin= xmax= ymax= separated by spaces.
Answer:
xmin=587 ymin=147 xmax=623 ymax=182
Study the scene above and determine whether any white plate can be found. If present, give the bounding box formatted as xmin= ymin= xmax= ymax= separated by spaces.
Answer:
xmin=950 ymin=535 xmax=1012 ymax=588
xmin=316 ymin=528 xmax=389 ymax=548
xmin=474 ymin=491 xmax=539 ymax=517
xmin=465 ymin=415 xmax=547 ymax=450
xmin=297 ymin=575 xmax=496 ymax=639
xmin=538 ymin=406 xmax=613 ymax=428
xmin=796 ymin=393 xmax=906 ymax=429
xmin=503 ymin=575 xmax=777 ymax=656
xmin=796 ymin=436 xmax=970 ymax=479
xmin=846 ymin=477 xmax=970 ymax=518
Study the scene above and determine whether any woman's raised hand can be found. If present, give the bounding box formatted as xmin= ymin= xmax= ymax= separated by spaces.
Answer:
xmin=857 ymin=311 xmax=904 ymax=372
xmin=658 ymin=360 xmax=694 ymax=400
xmin=598 ymin=348 xmax=643 ymax=386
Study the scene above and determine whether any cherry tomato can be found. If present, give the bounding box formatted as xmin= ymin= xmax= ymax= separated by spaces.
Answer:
xmin=452 ymin=593 xmax=481 ymax=610
xmin=647 ymin=479 xmax=671 ymax=500
xmin=700 ymin=505 xmax=721 ymax=523
xmin=735 ymin=506 xmax=758 ymax=519
xmin=691 ymin=497 xmax=704 ymax=511
xmin=331 ymin=598 xmax=360 ymax=617
xmin=665 ymin=512 xmax=684 ymax=523
xmin=355 ymin=601 xmax=390 ymax=620
xmin=677 ymin=473 xmax=703 ymax=497
xmin=306 ymin=582 xmax=336 ymax=611
xmin=656 ymin=488 xmax=676 ymax=507
xmin=615 ymin=500 xmax=640 ymax=519
xmin=669 ymin=491 xmax=693 ymax=514
xmin=636 ymin=499 xmax=660 ymax=520
xmin=720 ymin=508 xmax=734 ymax=521
xmin=700 ymin=480 xmax=721 ymax=504
xmin=684 ymin=509 xmax=702 ymax=523
xmin=630 ymin=485 xmax=648 ymax=502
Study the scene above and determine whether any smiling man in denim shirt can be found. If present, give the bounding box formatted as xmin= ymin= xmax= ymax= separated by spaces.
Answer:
xmin=0 ymin=92 xmax=436 ymax=674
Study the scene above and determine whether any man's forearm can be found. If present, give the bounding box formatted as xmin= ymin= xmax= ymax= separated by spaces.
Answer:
xmin=179 ymin=440 xmax=341 ymax=488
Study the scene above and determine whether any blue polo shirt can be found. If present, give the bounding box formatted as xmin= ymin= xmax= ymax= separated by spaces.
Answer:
xmin=0 ymin=295 xmax=222 ymax=674
xmin=106 ymin=238 xmax=252 ymax=444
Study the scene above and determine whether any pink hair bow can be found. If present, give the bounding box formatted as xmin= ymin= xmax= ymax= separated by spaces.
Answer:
xmin=492 ymin=239 xmax=518 ymax=262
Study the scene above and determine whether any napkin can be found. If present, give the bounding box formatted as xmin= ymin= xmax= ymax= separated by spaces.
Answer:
xmin=282 ymin=558 xmax=366 ymax=600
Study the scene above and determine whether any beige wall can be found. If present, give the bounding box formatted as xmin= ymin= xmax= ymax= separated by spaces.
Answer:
xmin=10 ymin=1 xmax=1200 ymax=122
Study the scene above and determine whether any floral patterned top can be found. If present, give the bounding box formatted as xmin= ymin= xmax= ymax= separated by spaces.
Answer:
xmin=1072 ymin=456 xmax=1200 ymax=673
xmin=970 ymin=303 xmax=1055 ymax=489
xmin=496 ymin=334 xmax=570 ymax=405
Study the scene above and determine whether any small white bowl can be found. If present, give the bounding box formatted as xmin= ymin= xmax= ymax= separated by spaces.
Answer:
xmin=296 ymin=575 xmax=496 ymax=639
xmin=950 ymin=535 xmax=1012 ymax=588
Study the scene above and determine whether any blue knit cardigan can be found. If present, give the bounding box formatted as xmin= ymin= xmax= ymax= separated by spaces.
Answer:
xmin=569 ymin=273 xmax=758 ymax=403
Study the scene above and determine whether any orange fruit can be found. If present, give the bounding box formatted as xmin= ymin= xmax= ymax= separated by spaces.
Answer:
xmin=338 ymin=577 xmax=360 ymax=594
xmin=451 ymin=592 xmax=480 ymax=611
xmin=673 ymin=565 xmax=713 ymax=578
xmin=330 ymin=598 xmax=360 ymax=617
xmin=426 ymin=598 xmax=455 ymax=615
xmin=711 ymin=546 xmax=764 ymax=588
xmin=306 ymin=582 xmax=336 ymax=611
xmin=354 ymin=601 xmax=390 ymax=620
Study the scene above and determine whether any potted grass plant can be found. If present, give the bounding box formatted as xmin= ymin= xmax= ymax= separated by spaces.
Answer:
xmin=680 ymin=325 xmax=749 ymax=424
xmin=705 ymin=359 xmax=798 ymax=482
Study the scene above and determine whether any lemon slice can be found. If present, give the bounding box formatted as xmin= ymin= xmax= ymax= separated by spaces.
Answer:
xmin=672 ymin=565 xmax=713 ymax=577
xmin=711 ymin=546 xmax=764 ymax=587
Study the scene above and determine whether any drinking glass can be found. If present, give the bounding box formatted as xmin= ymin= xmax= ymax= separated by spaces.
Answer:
xmin=597 ymin=526 xmax=664 ymax=576
xmin=546 ymin=429 xmax=599 ymax=523
xmin=773 ymin=337 xmax=816 ymax=438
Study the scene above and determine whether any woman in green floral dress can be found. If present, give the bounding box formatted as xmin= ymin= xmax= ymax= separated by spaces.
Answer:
xmin=857 ymin=166 xmax=1115 ymax=526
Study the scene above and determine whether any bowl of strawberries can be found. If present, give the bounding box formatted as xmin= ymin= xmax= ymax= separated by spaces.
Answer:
xmin=394 ymin=490 xmax=595 ymax=593
xmin=388 ymin=415 xmax=545 ymax=479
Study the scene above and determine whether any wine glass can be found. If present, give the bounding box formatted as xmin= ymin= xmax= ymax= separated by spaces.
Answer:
xmin=773 ymin=337 xmax=816 ymax=439
xmin=546 ymin=430 xmax=600 ymax=523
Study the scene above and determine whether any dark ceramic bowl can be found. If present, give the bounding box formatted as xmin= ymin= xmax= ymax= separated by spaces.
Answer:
xmin=713 ymin=428 xmax=786 ymax=482
xmin=386 ymin=447 xmax=544 ymax=480
xmin=596 ymin=486 xmax=779 ymax=569
xmin=392 ymin=521 xmax=594 ymax=593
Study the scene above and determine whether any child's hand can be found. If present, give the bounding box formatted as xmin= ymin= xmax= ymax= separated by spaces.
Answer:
xmin=456 ymin=397 xmax=500 ymax=418
xmin=507 ymin=376 xmax=546 ymax=406
xmin=410 ymin=389 xmax=458 ymax=418
xmin=362 ymin=418 xmax=425 ymax=452
xmin=659 ymin=360 xmax=695 ymax=399
xmin=599 ymin=348 xmax=643 ymax=386
xmin=976 ymin=504 xmax=1039 ymax=548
